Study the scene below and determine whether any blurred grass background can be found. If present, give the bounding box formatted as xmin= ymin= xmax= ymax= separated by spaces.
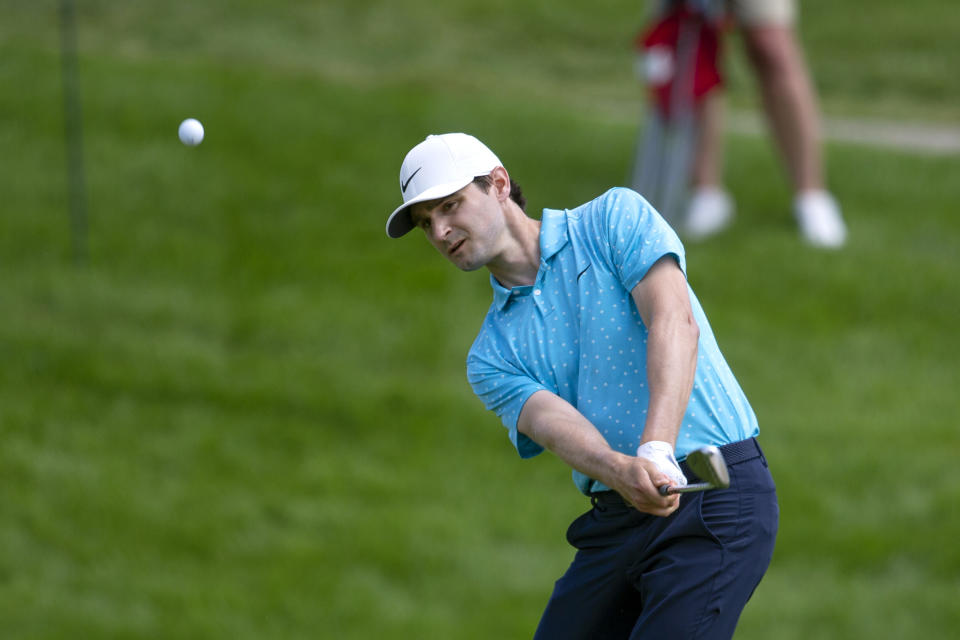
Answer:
xmin=1 ymin=0 xmax=958 ymax=638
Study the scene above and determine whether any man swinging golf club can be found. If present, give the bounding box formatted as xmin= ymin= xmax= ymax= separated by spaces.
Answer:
xmin=386 ymin=133 xmax=778 ymax=639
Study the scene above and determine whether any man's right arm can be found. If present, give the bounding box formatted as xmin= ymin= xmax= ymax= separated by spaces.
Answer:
xmin=517 ymin=390 xmax=679 ymax=516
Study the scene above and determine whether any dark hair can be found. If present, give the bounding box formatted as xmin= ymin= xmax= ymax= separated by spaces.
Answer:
xmin=472 ymin=174 xmax=527 ymax=212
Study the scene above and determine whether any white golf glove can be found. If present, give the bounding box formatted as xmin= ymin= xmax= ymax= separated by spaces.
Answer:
xmin=637 ymin=441 xmax=687 ymax=488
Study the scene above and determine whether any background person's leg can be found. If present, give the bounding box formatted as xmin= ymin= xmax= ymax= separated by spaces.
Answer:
xmin=741 ymin=24 xmax=823 ymax=192
xmin=685 ymin=92 xmax=736 ymax=240
xmin=741 ymin=22 xmax=848 ymax=247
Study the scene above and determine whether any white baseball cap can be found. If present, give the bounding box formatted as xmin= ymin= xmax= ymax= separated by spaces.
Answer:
xmin=386 ymin=133 xmax=502 ymax=238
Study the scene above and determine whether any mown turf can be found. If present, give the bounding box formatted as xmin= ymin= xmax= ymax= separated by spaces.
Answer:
xmin=1 ymin=2 xmax=958 ymax=638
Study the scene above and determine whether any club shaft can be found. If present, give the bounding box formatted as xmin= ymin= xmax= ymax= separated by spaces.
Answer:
xmin=659 ymin=481 xmax=714 ymax=495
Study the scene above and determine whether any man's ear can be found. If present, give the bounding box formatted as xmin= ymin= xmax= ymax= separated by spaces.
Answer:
xmin=489 ymin=166 xmax=511 ymax=202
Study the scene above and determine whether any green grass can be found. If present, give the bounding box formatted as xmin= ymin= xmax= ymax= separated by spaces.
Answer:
xmin=1 ymin=1 xmax=959 ymax=638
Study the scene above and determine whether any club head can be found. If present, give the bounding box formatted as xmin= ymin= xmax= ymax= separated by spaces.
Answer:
xmin=685 ymin=445 xmax=730 ymax=489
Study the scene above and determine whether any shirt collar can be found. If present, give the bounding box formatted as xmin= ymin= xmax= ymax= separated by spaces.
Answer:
xmin=490 ymin=209 xmax=569 ymax=311
xmin=490 ymin=274 xmax=513 ymax=310
xmin=539 ymin=208 xmax=569 ymax=261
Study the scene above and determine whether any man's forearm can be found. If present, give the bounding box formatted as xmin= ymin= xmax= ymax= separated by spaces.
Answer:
xmin=629 ymin=258 xmax=700 ymax=448
xmin=517 ymin=390 xmax=629 ymax=489
xmin=642 ymin=309 xmax=699 ymax=446
xmin=517 ymin=389 xmax=679 ymax=515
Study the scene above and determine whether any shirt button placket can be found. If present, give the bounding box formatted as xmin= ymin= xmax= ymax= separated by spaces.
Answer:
xmin=533 ymin=288 xmax=547 ymax=314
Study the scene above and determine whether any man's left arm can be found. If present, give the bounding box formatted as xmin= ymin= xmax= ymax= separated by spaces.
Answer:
xmin=631 ymin=255 xmax=700 ymax=451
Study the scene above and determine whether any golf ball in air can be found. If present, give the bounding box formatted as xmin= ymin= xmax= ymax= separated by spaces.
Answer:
xmin=178 ymin=118 xmax=204 ymax=146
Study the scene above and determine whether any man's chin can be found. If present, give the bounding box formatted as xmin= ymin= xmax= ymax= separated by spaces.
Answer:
xmin=455 ymin=261 xmax=484 ymax=273
xmin=450 ymin=255 xmax=484 ymax=272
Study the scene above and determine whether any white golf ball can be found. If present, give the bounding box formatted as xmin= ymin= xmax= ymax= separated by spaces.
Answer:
xmin=178 ymin=118 xmax=204 ymax=146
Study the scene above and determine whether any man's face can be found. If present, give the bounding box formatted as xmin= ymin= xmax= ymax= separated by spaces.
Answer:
xmin=409 ymin=182 xmax=504 ymax=271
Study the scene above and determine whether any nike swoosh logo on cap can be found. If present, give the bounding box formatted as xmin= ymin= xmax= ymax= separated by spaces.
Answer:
xmin=401 ymin=167 xmax=422 ymax=193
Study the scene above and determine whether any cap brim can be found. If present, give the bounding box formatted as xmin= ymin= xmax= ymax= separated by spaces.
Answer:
xmin=385 ymin=177 xmax=473 ymax=238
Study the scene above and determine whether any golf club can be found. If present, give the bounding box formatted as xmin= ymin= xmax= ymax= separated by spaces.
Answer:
xmin=659 ymin=444 xmax=730 ymax=495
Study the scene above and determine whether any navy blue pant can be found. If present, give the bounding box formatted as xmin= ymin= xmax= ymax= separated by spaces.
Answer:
xmin=534 ymin=438 xmax=778 ymax=640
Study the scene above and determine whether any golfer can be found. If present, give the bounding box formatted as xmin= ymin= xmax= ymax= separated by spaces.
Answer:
xmin=386 ymin=133 xmax=778 ymax=639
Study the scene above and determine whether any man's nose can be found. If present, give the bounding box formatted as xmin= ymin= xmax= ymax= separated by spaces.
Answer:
xmin=431 ymin=219 xmax=451 ymax=242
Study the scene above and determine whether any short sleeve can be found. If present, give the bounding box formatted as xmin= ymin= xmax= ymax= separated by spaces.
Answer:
xmin=467 ymin=348 xmax=547 ymax=459
xmin=600 ymin=188 xmax=686 ymax=291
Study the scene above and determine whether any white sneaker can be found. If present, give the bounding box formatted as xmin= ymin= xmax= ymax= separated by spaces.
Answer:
xmin=684 ymin=187 xmax=734 ymax=240
xmin=794 ymin=190 xmax=847 ymax=248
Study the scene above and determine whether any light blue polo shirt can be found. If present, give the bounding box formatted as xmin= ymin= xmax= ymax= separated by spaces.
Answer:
xmin=466 ymin=187 xmax=759 ymax=495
